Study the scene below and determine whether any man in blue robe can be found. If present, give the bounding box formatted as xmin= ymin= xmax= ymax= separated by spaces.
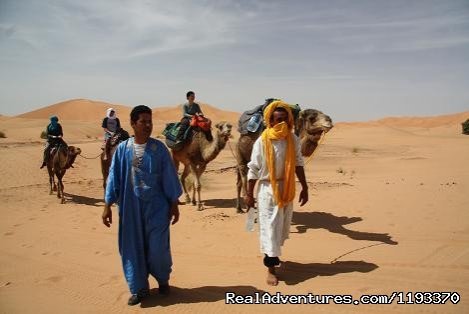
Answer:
xmin=102 ymin=105 xmax=182 ymax=306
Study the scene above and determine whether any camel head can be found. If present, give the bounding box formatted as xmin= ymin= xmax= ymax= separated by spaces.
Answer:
xmin=67 ymin=146 xmax=81 ymax=168
xmin=215 ymin=121 xmax=233 ymax=142
xmin=296 ymin=109 xmax=333 ymax=157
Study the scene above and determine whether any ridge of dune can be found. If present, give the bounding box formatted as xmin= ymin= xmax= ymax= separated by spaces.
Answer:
xmin=11 ymin=99 xmax=468 ymax=129
xmin=375 ymin=111 xmax=469 ymax=128
xmin=337 ymin=110 xmax=469 ymax=128
xmin=16 ymin=99 xmax=132 ymax=122
xmin=14 ymin=99 xmax=240 ymax=125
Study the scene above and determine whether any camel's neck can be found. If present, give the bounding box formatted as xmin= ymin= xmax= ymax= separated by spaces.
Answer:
xmin=201 ymin=131 xmax=227 ymax=162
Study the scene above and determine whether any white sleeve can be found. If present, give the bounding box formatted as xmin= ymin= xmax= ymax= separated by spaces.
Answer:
xmin=294 ymin=135 xmax=304 ymax=167
xmin=247 ymin=137 xmax=263 ymax=180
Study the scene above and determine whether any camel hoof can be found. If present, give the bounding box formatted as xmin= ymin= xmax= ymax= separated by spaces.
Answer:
xmin=192 ymin=200 xmax=197 ymax=206
xmin=197 ymin=204 xmax=205 ymax=211
xmin=185 ymin=196 xmax=191 ymax=204
xmin=236 ymin=209 xmax=245 ymax=214
xmin=61 ymin=199 xmax=66 ymax=204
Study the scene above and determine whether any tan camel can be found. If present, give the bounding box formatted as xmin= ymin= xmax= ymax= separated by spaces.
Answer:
xmin=100 ymin=128 xmax=130 ymax=190
xmin=171 ymin=122 xmax=233 ymax=211
xmin=47 ymin=144 xmax=81 ymax=204
xmin=235 ymin=109 xmax=333 ymax=213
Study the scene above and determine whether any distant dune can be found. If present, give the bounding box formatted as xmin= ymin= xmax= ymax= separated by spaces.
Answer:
xmin=337 ymin=111 xmax=469 ymax=128
xmin=15 ymin=98 xmax=240 ymax=125
xmin=16 ymin=99 xmax=132 ymax=122
xmin=2 ymin=99 xmax=241 ymax=142
xmin=2 ymin=99 xmax=467 ymax=142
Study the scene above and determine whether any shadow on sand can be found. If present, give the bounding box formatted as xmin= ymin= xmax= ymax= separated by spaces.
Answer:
xmin=139 ymin=260 xmax=378 ymax=307
xmin=292 ymin=211 xmax=398 ymax=245
xmin=140 ymin=285 xmax=266 ymax=308
xmin=64 ymin=193 xmax=104 ymax=207
xmin=204 ymin=198 xmax=239 ymax=209
xmin=279 ymin=260 xmax=378 ymax=285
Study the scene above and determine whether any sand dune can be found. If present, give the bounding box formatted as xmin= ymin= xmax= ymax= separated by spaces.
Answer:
xmin=17 ymin=99 xmax=132 ymax=122
xmin=5 ymin=99 xmax=240 ymax=142
xmin=1 ymin=101 xmax=468 ymax=313
xmin=338 ymin=111 xmax=469 ymax=128
xmin=0 ymin=117 xmax=468 ymax=313
xmin=16 ymin=99 xmax=240 ymax=124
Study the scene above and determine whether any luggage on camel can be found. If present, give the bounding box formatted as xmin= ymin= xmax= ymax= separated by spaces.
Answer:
xmin=238 ymin=98 xmax=301 ymax=135
xmin=190 ymin=115 xmax=212 ymax=131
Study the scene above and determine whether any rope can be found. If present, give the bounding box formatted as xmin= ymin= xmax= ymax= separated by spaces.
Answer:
xmin=304 ymin=131 xmax=327 ymax=165
xmin=227 ymin=141 xmax=238 ymax=161
xmin=78 ymin=152 xmax=103 ymax=160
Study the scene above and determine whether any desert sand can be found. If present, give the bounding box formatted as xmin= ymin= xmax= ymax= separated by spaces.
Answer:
xmin=0 ymin=100 xmax=468 ymax=313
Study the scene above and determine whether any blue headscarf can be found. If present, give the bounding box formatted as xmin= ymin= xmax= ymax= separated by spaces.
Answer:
xmin=48 ymin=116 xmax=59 ymax=133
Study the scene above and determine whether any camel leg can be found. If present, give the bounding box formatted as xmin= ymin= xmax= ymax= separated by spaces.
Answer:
xmin=237 ymin=164 xmax=249 ymax=213
xmin=236 ymin=167 xmax=244 ymax=213
xmin=194 ymin=165 xmax=206 ymax=211
xmin=56 ymin=176 xmax=61 ymax=199
xmin=180 ymin=165 xmax=191 ymax=204
xmin=191 ymin=180 xmax=196 ymax=206
xmin=172 ymin=153 xmax=180 ymax=174
xmin=58 ymin=173 xmax=66 ymax=204
xmin=101 ymin=155 xmax=108 ymax=190
xmin=47 ymin=167 xmax=54 ymax=195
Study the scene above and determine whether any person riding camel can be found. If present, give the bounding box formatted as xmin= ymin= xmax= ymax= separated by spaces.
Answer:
xmin=102 ymin=108 xmax=121 ymax=160
xmin=177 ymin=91 xmax=212 ymax=141
xmin=40 ymin=116 xmax=66 ymax=169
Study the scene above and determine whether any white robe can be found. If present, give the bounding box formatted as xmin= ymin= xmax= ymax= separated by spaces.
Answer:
xmin=247 ymin=135 xmax=304 ymax=257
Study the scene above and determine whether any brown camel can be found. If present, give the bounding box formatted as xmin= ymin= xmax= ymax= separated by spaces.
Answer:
xmin=100 ymin=128 xmax=130 ymax=190
xmin=235 ymin=108 xmax=333 ymax=213
xmin=47 ymin=144 xmax=81 ymax=204
xmin=171 ymin=122 xmax=233 ymax=211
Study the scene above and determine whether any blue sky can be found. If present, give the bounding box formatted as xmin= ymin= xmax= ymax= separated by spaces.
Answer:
xmin=1 ymin=0 xmax=468 ymax=121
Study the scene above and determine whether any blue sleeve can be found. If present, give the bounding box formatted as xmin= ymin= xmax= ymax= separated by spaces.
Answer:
xmin=160 ymin=144 xmax=182 ymax=202
xmin=105 ymin=143 xmax=122 ymax=204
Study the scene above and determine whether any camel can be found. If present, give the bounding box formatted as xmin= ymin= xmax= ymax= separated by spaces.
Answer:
xmin=47 ymin=144 xmax=81 ymax=204
xmin=235 ymin=108 xmax=333 ymax=213
xmin=171 ymin=122 xmax=233 ymax=211
xmin=100 ymin=128 xmax=130 ymax=189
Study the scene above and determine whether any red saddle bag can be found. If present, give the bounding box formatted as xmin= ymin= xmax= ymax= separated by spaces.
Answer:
xmin=190 ymin=115 xmax=212 ymax=132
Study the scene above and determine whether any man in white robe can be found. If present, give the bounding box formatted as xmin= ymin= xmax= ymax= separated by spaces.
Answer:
xmin=245 ymin=101 xmax=309 ymax=286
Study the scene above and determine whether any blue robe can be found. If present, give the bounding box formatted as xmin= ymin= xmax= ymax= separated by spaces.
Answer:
xmin=105 ymin=137 xmax=182 ymax=294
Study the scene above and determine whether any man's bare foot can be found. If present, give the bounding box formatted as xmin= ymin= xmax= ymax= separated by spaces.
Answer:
xmin=267 ymin=267 xmax=278 ymax=286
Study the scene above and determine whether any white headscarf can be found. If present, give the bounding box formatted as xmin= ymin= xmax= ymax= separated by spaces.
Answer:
xmin=106 ymin=108 xmax=117 ymax=120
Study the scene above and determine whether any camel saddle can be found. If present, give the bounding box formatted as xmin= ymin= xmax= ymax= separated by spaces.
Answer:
xmin=190 ymin=115 xmax=211 ymax=132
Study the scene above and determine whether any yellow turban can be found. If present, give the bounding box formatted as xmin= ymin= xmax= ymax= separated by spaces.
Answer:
xmin=261 ymin=100 xmax=296 ymax=208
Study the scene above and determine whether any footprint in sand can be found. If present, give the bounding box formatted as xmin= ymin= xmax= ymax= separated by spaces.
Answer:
xmin=46 ymin=276 xmax=63 ymax=283
xmin=4 ymin=231 xmax=14 ymax=236
xmin=99 ymin=275 xmax=120 ymax=287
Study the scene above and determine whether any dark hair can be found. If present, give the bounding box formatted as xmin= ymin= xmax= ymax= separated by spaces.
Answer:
xmin=186 ymin=91 xmax=195 ymax=98
xmin=130 ymin=105 xmax=152 ymax=123
xmin=274 ymin=107 xmax=287 ymax=113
